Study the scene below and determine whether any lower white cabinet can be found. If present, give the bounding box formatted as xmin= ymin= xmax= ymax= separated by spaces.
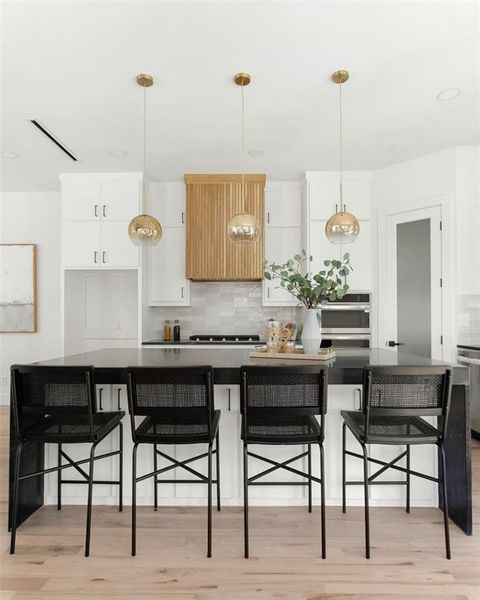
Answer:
xmin=263 ymin=226 xmax=302 ymax=306
xmin=149 ymin=227 xmax=189 ymax=306
xmin=309 ymin=220 xmax=372 ymax=291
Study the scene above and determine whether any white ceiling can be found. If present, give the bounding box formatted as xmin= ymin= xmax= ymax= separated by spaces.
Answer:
xmin=1 ymin=0 xmax=478 ymax=191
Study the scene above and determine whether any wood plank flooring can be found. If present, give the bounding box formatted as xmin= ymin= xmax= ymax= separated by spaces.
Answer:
xmin=1 ymin=406 xmax=479 ymax=599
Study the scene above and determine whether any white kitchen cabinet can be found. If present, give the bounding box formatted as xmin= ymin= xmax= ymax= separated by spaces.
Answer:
xmin=101 ymin=221 xmax=139 ymax=268
xmin=309 ymin=220 xmax=372 ymax=291
xmin=149 ymin=183 xmax=185 ymax=227
xmin=61 ymin=179 xmax=140 ymax=222
xmin=265 ymin=183 xmax=302 ymax=227
xmin=62 ymin=220 xmax=139 ymax=269
xmin=263 ymin=226 xmax=302 ymax=306
xmin=62 ymin=221 xmax=101 ymax=267
xmin=62 ymin=181 xmax=102 ymax=221
xmin=307 ymin=178 xmax=372 ymax=221
xmin=60 ymin=174 xmax=141 ymax=269
xmin=149 ymin=227 xmax=189 ymax=305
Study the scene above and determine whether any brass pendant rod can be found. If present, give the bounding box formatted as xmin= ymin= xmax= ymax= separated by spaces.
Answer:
xmin=339 ymin=82 xmax=344 ymax=213
xmin=241 ymin=81 xmax=245 ymax=211
xmin=142 ymin=84 xmax=147 ymax=214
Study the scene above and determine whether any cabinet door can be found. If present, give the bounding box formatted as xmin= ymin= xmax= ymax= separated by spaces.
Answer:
xmin=265 ymin=186 xmax=301 ymax=227
xmin=150 ymin=185 xmax=185 ymax=227
xmin=101 ymin=180 xmax=141 ymax=221
xmin=308 ymin=180 xmax=371 ymax=221
xmin=100 ymin=221 xmax=139 ymax=268
xmin=263 ymin=227 xmax=302 ymax=305
xmin=149 ymin=227 xmax=189 ymax=305
xmin=309 ymin=220 xmax=371 ymax=291
xmin=62 ymin=221 xmax=101 ymax=267
xmin=62 ymin=181 xmax=102 ymax=221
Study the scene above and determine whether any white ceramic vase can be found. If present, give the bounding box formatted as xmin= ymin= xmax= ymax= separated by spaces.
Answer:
xmin=301 ymin=308 xmax=322 ymax=354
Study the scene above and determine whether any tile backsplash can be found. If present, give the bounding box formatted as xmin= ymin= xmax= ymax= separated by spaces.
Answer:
xmin=457 ymin=293 xmax=480 ymax=345
xmin=148 ymin=282 xmax=299 ymax=340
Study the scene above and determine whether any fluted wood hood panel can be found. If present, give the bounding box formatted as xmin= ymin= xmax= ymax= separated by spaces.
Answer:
xmin=185 ymin=174 xmax=265 ymax=281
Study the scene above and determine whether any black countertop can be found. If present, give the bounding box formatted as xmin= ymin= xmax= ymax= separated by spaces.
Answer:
xmin=32 ymin=347 xmax=468 ymax=386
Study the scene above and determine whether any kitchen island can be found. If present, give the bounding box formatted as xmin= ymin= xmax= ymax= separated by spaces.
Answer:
xmin=10 ymin=347 xmax=471 ymax=535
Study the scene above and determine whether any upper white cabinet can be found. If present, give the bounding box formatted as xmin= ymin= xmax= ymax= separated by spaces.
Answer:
xmin=265 ymin=182 xmax=302 ymax=227
xmin=263 ymin=183 xmax=302 ymax=306
xmin=149 ymin=183 xmax=185 ymax=227
xmin=149 ymin=227 xmax=189 ymax=305
xmin=60 ymin=173 xmax=142 ymax=269
xmin=303 ymin=172 xmax=373 ymax=292
xmin=307 ymin=175 xmax=372 ymax=221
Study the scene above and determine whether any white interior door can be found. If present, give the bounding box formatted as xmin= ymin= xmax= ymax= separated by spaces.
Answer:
xmin=385 ymin=206 xmax=442 ymax=359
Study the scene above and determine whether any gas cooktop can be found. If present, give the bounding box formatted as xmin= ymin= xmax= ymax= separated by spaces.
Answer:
xmin=189 ymin=334 xmax=261 ymax=344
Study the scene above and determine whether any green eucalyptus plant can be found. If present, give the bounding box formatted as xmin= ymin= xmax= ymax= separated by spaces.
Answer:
xmin=264 ymin=250 xmax=351 ymax=309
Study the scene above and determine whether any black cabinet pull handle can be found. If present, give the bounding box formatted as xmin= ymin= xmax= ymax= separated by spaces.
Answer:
xmin=388 ymin=341 xmax=404 ymax=347
xmin=102 ymin=251 xmax=106 ymax=264
xmin=181 ymin=211 xmax=185 ymax=224
xmin=228 ymin=388 xmax=231 ymax=412
xmin=94 ymin=251 xmax=98 ymax=264
xmin=94 ymin=204 xmax=98 ymax=217
xmin=103 ymin=205 xmax=106 ymax=218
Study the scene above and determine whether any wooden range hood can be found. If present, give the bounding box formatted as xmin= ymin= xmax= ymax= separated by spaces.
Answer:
xmin=185 ymin=174 xmax=265 ymax=281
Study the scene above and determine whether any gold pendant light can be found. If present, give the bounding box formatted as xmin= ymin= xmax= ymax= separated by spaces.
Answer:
xmin=325 ymin=69 xmax=360 ymax=245
xmin=128 ymin=73 xmax=162 ymax=246
xmin=227 ymin=72 xmax=261 ymax=245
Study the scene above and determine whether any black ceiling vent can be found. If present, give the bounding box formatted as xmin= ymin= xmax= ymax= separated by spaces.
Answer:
xmin=30 ymin=120 xmax=78 ymax=161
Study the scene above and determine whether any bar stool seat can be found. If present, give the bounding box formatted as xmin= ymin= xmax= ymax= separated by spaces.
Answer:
xmin=136 ymin=410 xmax=220 ymax=444
xmin=241 ymin=415 xmax=322 ymax=445
xmin=23 ymin=411 xmax=124 ymax=444
xmin=341 ymin=410 xmax=441 ymax=445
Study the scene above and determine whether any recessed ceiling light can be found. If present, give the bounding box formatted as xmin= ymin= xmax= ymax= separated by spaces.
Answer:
xmin=436 ymin=88 xmax=461 ymax=102
xmin=1 ymin=151 xmax=18 ymax=159
xmin=248 ymin=149 xmax=264 ymax=157
xmin=110 ymin=149 xmax=128 ymax=157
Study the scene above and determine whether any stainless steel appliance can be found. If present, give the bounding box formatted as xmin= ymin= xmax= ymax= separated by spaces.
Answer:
xmin=457 ymin=344 xmax=480 ymax=439
xmin=320 ymin=293 xmax=371 ymax=348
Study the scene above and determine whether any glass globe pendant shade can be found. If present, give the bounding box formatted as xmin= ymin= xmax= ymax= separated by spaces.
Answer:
xmin=128 ymin=214 xmax=162 ymax=246
xmin=325 ymin=211 xmax=360 ymax=244
xmin=227 ymin=213 xmax=261 ymax=245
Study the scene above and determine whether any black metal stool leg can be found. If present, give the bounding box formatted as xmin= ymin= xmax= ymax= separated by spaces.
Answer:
xmin=406 ymin=445 xmax=410 ymax=514
xmin=319 ymin=443 xmax=326 ymax=559
xmin=57 ymin=443 xmax=62 ymax=510
xmin=307 ymin=445 xmax=312 ymax=513
xmin=85 ymin=441 xmax=98 ymax=557
xmin=439 ymin=443 xmax=451 ymax=559
xmin=118 ymin=422 xmax=123 ymax=512
xmin=207 ymin=442 xmax=213 ymax=557
xmin=132 ymin=442 xmax=139 ymax=556
xmin=216 ymin=432 xmax=221 ymax=512
xmin=342 ymin=422 xmax=347 ymax=513
xmin=9 ymin=442 xmax=24 ymax=555
xmin=153 ymin=443 xmax=158 ymax=512
xmin=362 ymin=443 xmax=370 ymax=559
xmin=243 ymin=441 xmax=249 ymax=559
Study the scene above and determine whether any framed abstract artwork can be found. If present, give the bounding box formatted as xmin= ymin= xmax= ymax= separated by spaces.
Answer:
xmin=0 ymin=244 xmax=37 ymax=333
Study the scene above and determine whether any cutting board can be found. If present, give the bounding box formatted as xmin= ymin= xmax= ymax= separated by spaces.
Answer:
xmin=250 ymin=350 xmax=336 ymax=361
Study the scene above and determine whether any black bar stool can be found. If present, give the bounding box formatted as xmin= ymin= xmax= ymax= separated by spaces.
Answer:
xmin=341 ymin=366 xmax=453 ymax=559
xmin=240 ymin=365 xmax=328 ymax=559
xmin=126 ymin=366 xmax=220 ymax=557
xmin=10 ymin=365 xmax=124 ymax=557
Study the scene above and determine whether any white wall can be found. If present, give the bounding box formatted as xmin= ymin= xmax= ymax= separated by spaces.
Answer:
xmin=0 ymin=191 xmax=62 ymax=404
xmin=373 ymin=146 xmax=479 ymax=358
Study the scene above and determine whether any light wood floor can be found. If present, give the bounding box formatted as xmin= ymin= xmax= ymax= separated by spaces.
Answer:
xmin=1 ymin=406 xmax=479 ymax=600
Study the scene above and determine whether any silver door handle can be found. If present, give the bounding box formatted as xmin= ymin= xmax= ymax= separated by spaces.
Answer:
xmin=102 ymin=205 xmax=106 ymax=218
xmin=458 ymin=356 xmax=480 ymax=366
xmin=94 ymin=251 xmax=98 ymax=263
xmin=94 ymin=204 xmax=99 ymax=217
xmin=102 ymin=251 xmax=106 ymax=264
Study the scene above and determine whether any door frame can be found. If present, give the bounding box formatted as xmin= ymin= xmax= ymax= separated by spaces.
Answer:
xmin=374 ymin=193 xmax=456 ymax=361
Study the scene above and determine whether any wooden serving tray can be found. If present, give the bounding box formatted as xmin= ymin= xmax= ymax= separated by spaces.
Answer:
xmin=250 ymin=350 xmax=336 ymax=361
